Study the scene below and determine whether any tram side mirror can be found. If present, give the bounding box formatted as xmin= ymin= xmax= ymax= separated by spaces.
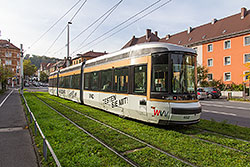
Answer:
xmin=139 ymin=99 xmax=147 ymax=105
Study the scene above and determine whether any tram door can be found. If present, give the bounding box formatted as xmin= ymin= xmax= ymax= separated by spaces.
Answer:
xmin=133 ymin=65 xmax=147 ymax=116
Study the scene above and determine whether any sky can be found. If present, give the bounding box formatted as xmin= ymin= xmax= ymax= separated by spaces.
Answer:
xmin=0 ymin=0 xmax=250 ymax=59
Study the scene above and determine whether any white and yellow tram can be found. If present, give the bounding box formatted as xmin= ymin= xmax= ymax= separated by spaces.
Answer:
xmin=48 ymin=42 xmax=201 ymax=125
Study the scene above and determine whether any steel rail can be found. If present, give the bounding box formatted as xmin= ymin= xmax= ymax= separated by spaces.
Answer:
xmin=37 ymin=93 xmax=197 ymax=167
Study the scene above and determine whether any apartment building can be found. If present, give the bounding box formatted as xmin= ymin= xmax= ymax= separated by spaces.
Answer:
xmin=0 ymin=40 xmax=21 ymax=85
xmin=72 ymin=50 xmax=107 ymax=65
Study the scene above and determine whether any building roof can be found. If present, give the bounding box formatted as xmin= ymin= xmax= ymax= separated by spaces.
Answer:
xmin=0 ymin=40 xmax=20 ymax=50
xmin=159 ymin=7 xmax=250 ymax=46
xmin=122 ymin=29 xmax=160 ymax=49
xmin=73 ymin=50 xmax=107 ymax=60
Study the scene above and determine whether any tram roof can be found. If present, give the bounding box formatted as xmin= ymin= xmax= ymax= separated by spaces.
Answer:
xmin=85 ymin=42 xmax=195 ymax=65
xmin=52 ymin=42 xmax=196 ymax=74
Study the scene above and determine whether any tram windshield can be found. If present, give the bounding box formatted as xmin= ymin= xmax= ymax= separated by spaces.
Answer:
xmin=151 ymin=52 xmax=196 ymax=95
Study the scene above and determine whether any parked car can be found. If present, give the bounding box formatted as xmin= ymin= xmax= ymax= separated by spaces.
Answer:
xmin=24 ymin=82 xmax=29 ymax=87
xmin=203 ymin=87 xmax=221 ymax=99
xmin=197 ymin=88 xmax=207 ymax=100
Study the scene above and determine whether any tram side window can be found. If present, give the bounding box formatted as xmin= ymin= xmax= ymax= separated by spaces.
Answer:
xmin=49 ymin=78 xmax=53 ymax=87
xmin=101 ymin=70 xmax=112 ymax=91
xmin=59 ymin=77 xmax=65 ymax=88
xmin=64 ymin=76 xmax=71 ymax=88
xmin=114 ymin=67 xmax=128 ymax=93
xmin=134 ymin=65 xmax=147 ymax=94
xmin=91 ymin=72 xmax=99 ymax=91
xmin=53 ymin=78 xmax=58 ymax=87
xmin=72 ymin=74 xmax=80 ymax=89
xmin=84 ymin=73 xmax=90 ymax=90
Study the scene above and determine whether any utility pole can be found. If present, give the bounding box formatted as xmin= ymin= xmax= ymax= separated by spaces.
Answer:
xmin=66 ymin=22 xmax=72 ymax=67
xmin=20 ymin=44 xmax=24 ymax=95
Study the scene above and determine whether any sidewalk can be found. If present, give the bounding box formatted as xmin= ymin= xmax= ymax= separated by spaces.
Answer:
xmin=0 ymin=89 xmax=39 ymax=167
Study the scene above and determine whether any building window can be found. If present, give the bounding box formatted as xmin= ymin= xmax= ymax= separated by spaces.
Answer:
xmin=5 ymin=60 xmax=12 ymax=65
xmin=244 ymin=53 xmax=250 ymax=63
xmin=207 ymin=59 xmax=213 ymax=67
xmin=244 ymin=71 xmax=250 ymax=81
xmin=244 ymin=36 xmax=250 ymax=46
xmin=17 ymin=53 xmax=20 ymax=58
xmin=5 ymin=52 xmax=12 ymax=57
xmin=224 ymin=40 xmax=231 ymax=49
xmin=207 ymin=73 xmax=213 ymax=81
xmin=224 ymin=56 xmax=231 ymax=65
xmin=207 ymin=44 xmax=213 ymax=52
xmin=224 ymin=72 xmax=231 ymax=81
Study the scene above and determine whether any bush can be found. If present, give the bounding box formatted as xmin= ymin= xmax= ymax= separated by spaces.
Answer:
xmin=225 ymin=83 xmax=243 ymax=91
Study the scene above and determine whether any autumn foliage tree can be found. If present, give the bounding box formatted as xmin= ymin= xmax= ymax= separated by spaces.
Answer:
xmin=24 ymin=59 xmax=37 ymax=78
xmin=0 ymin=65 xmax=14 ymax=90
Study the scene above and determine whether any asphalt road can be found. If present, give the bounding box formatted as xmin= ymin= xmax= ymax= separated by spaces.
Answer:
xmin=200 ymin=98 xmax=250 ymax=128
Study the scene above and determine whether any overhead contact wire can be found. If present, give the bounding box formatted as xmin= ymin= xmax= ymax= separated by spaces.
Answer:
xmin=87 ymin=0 xmax=172 ymax=49
xmin=53 ymin=0 xmax=123 ymax=57
xmin=26 ymin=0 xmax=83 ymax=52
xmin=73 ymin=0 xmax=162 ymax=53
xmin=44 ymin=0 xmax=88 ymax=56
xmin=73 ymin=0 xmax=123 ymax=54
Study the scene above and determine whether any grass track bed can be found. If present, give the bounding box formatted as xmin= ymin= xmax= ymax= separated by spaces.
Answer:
xmin=192 ymin=119 xmax=250 ymax=141
xmin=37 ymin=92 xmax=250 ymax=166
xmin=195 ymin=132 xmax=250 ymax=154
xmin=24 ymin=92 xmax=130 ymax=167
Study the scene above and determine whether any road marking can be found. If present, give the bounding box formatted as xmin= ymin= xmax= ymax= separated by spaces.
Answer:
xmin=202 ymin=109 xmax=237 ymax=116
xmin=0 ymin=127 xmax=23 ymax=132
xmin=201 ymin=103 xmax=249 ymax=110
xmin=0 ymin=127 xmax=23 ymax=133
xmin=0 ymin=89 xmax=14 ymax=108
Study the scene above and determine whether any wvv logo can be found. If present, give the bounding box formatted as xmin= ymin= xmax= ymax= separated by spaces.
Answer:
xmin=153 ymin=109 xmax=168 ymax=117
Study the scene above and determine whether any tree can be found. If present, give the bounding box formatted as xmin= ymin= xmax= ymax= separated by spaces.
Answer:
xmin=40 ymin=71 xmax=49 ymax=82
xmin=24 ymin=59 xmax=37 ymax=77
xmin=0 ymin=65 xmax=14 ymax=90
xmin=197 ymin=65 xmax=208 ymax=86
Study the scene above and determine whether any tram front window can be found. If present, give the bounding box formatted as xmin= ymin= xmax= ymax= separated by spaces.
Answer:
xmin=171 ymin=53 xmax=196 ymax=94
xmin=151 ymin=52 xmax=196 ymax=99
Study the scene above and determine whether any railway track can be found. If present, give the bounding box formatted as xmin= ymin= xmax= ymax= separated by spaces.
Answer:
xmin=33 ymin=93 xmax=196 ymax=167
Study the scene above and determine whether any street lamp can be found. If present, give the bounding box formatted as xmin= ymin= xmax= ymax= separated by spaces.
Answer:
xmin=20 ymin=44 xmax=24 ymax=95
xmin=66 ymin=21 xmax=72 ymax=67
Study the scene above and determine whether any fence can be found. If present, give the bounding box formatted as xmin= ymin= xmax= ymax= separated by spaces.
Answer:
xmin=21 ymin=93 xmax=61 ymax=167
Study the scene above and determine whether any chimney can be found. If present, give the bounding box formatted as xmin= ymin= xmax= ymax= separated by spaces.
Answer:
xmin=211 ymin=18 xmax=217 ymax=24
xmin=146 ymin=29 xmax=151 ymax=41
xmin=155 ymin=31 xmax=158 ymax=37
xmin=241 ymin=7 xmax=247 ymax=19
xmin=166 ymin=34 xmax=171 ymax=40
xmin=187 ymin=27 xmax=192 ymax=34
